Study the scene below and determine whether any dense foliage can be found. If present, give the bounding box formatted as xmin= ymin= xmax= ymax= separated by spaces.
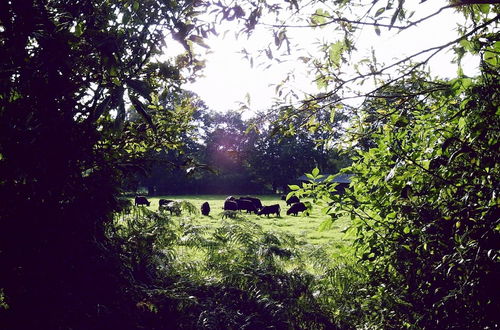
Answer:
xmin=0 ymin=0 xmax=206 ymax=328
xmin=1 ymin=0 xmax=499 ymax=329
xmin=298 ymin=66 xmax=499 ymax=328
xmin=257 ymin=1 xmax=500 ymax=328
xmin=292 ymin=28 xmax=500 ymax=330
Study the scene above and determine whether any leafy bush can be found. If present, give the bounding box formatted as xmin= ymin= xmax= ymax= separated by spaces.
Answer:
xmin=295 ymin=65 xmax=500 ymax=328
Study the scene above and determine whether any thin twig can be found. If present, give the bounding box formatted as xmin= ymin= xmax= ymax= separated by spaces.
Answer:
xmin=261 ymin=4 xmax=456 ymax=31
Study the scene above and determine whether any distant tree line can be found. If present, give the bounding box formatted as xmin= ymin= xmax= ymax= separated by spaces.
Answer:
xmin=128 ymin=101 xmax=351 ymax=195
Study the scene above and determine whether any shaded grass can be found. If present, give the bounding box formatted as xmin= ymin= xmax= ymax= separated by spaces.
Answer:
xmin=139 ymin=194 xmax=354 ymax=259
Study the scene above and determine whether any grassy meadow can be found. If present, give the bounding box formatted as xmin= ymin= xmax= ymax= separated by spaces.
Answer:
xmin=133 ymin=194 xmax=354 ymax=260
xmin=113 ymin=195 xmax=365 ymax=327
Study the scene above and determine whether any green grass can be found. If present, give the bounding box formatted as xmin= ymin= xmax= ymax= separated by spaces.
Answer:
xmin=137 ymin=194 xmax=354 ymax=258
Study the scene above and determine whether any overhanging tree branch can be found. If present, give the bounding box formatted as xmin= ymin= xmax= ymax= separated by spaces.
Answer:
xmin=311 ymin=13 xmax=499 ymax=106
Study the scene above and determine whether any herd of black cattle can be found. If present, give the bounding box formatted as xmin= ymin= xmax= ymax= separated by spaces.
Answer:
xmin=133 ymin=195 xmax=308 ymax=217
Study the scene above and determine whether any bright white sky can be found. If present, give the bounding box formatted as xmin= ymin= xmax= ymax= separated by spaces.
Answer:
xmin=179 ymin=2 xmax=479 ymax=115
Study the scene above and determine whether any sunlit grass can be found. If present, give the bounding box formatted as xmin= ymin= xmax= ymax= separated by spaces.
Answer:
xmin=139 ymin=194 xmax=354 ymax=259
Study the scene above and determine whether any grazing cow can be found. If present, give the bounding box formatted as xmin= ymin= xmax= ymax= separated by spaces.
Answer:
xmin=224 ymin=200 xmax=238 ymax=211
xmin=221 ymin=210 xmax=239 ymax=219
xmin=135 ymin=196 xmax=151 ymax=206
xmin=286 ymin=202 xmax=307 ymax=216
xmin=201 ymin=202 xmax=210 ymax=216
xmin=160 ymin=201 xmax=181 ymax=216
xmin=241 ymin=196 xmax=263 ymax=210
xmin=282 ymin=195 xmax=300 ymax=206
xmin=258 ymin=204 xmax=281 ymax=217
xmin=235 ymin=198 xmax=259 ymax=214
xmin=158 ymin=199 xmax=174 ymax=210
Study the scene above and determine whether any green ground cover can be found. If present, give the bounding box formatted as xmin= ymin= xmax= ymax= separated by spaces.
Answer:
xmin=111 ymin=195 xmax=365 ymax=327
xmin=136 ymin=195 xmax=354 ymax=259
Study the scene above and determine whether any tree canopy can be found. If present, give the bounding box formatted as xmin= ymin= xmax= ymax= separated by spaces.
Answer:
xmin=0 ymin=0 xmax=498 ymax=329
xmin=0 ymin=0 xmax=215 ymax=327
xmin=130 ymin=108 xmax=350 ymax=195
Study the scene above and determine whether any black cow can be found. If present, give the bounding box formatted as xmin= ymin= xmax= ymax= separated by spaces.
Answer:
xmin=236 ymin=198 xmax=258 ymax=214
xmin=241 ymin=196 xmax=263 ymax=210
xmin=201 ymin=202 xmax=210 ymax=216
xmin=224 ymin=200 xmax=238 ymax=211
xmin=135 ymin=196 xmax=150 ymax=206
xmin=258 ymin=204 xmax=281 ymax=217
xmin=282 ymin=195 xmax=300 ymax=206
xmin=286 ymin=202 xmax=307 ymax=216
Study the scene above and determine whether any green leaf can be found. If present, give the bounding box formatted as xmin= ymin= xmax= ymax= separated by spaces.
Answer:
xmin=109 ymin=66 xmax=118 ymax=77
xmin=74 ymin=22 xmax=85 ymax=37
xmin=310 ymin=8 xmax=329 ymax=26
xmin=494 ymin=41 xmax=500 ymax=52
xmin=459 ymin=39 xmax=473 ymax=52
xmin=129 ymin=94 xmax=156 ymax=132
xmin=92 ymin=95 xmax=112 ymax=122
xmin=127 ymin=79 xmax=152 ymax=102
xmin=422 ymin=159 xmax=430 ymax=170
xmin=484 ymin=50 xmax=499 ymax=67
xmin=321 ymin=206 xmax=332 ymax=215
xmin=389 ymin=1 xmax=403 ymax=29
xmin=285 ymin=192 xmax=296 ymax=203
xmin=394 ymin=115 xmax=409 ymax=127
xmin=375 ymin=7 xmax=385 ymax=17
xmin=305 ymin=173 xmax=315 ymax=179
xmin=318 ymin=219 xmax=333 ymax=232
xmin=324 ymin=174 xmax=335 ymax=183
xmin=312 ymin=167 xmax=320 ymax=177
xmin=122 ymin=11 xmax=130 ymax=25
xmin=329 ymin=108 xmax=336 ymax=123
xmin=112 ymin=77 xmax=121 ymax=86
xmin=458 ymin=117 xmax=466 ymax=132
xmin=315 ymin=75 xmax=328 ymax=89
xmin=189 ymin=35 xmax=210 ymax=49
xmin=478 ymin=4 xmax=490 ymax=14
xmin=288 ymin=185 xmax=300 ymax=191
xmin=329 ymin=40 xmax=346 ymax=68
